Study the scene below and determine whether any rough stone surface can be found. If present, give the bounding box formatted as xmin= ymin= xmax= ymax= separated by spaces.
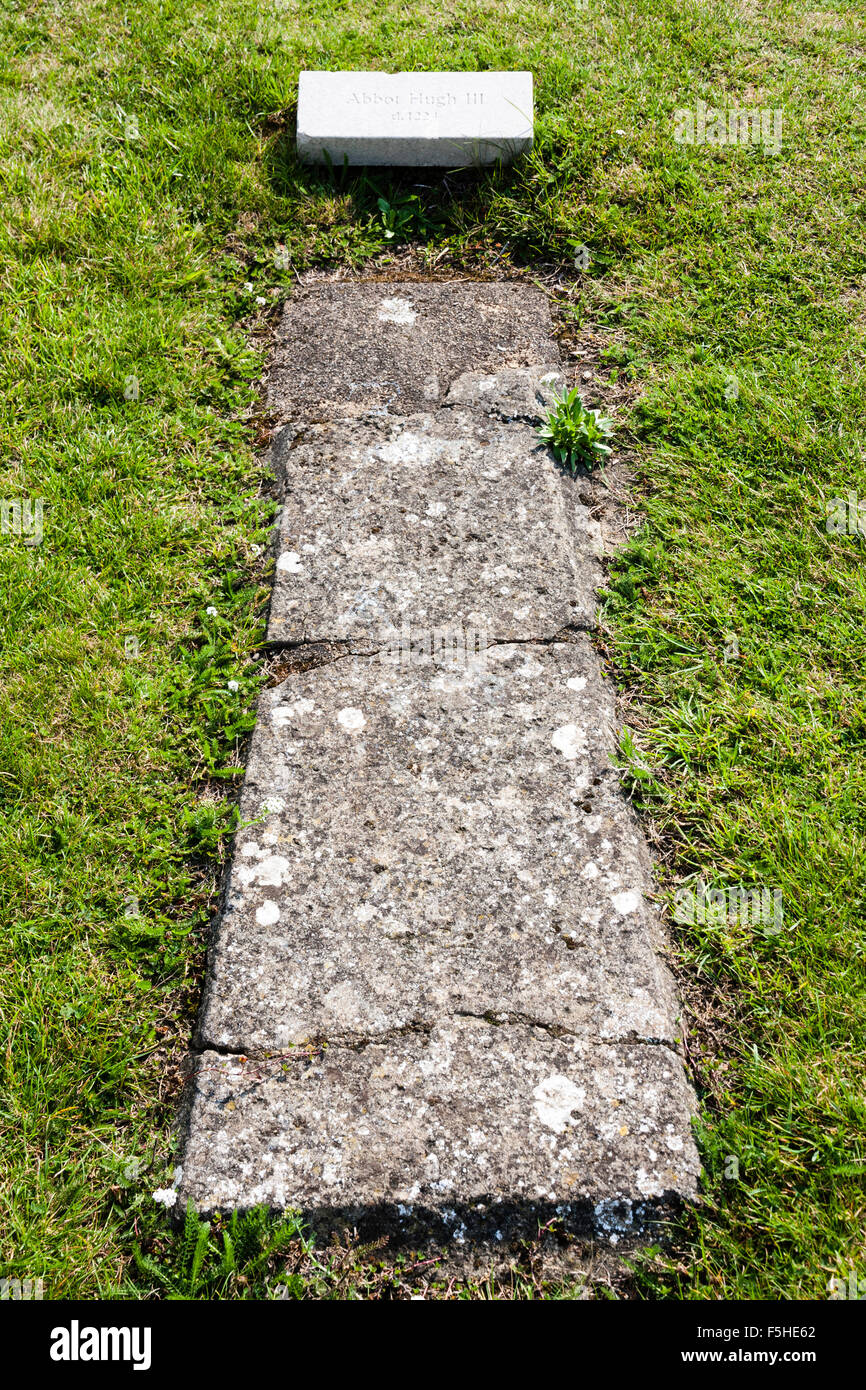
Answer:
xmin=267 ymin=412 xmax=602 ymax=644
xmin=296 ymin=70 xmax=533 ymax=168
xmin=266 ymin=282 xmax=559 ymax=419
xmin=198 ymin=640 xmax=678 ymax=1052
xmin=180 ymin=281 xmax=700 ymax=1248
xmin=444 ymin=365 xmax=565 ymax=418
xmin=180 ymin=1024 xmax=699 ymax=1239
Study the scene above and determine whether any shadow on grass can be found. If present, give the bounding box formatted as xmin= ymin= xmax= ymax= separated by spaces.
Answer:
xmin=261 ymin=127 xmax=555 ymax=262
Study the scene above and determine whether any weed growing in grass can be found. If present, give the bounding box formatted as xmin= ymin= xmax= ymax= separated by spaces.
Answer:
xmin=538 ymin=387 xmax=613 ymax=472
xmin=128 ymin=1204 xmax=310 ymax=1300
xmin=374 ymin=189 xmax=439 ymax=242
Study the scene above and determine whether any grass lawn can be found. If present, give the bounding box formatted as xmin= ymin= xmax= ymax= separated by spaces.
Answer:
xmin=0 ymin=0 xmax=863 ymax=1299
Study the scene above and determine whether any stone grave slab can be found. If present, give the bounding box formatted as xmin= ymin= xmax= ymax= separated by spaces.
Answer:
xmin=266 ymin=412 xmax=602 ymax=645
xmin=197 ymin=640 xmax=679 ymax=1053
xmin=266 ymin=282 xmax=559 ymax=419
xmin=179 ymin=280 xmax=700 ymax=1249
xmin=180 ymin=1023 xmax=699 ymax=1239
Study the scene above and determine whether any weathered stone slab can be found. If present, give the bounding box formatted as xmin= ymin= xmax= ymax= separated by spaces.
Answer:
xmin=296 ymin=71 xmax=533 ymax=168
xmin=267 ymin=412 xmax=602 ymax=645
xmin=198 ymin=641 xmax=679 ymax=1053
xmin=266 ymin=282 xmax=559 ymax=419
xmin=180 ymin=278 xmax=700 ymax=1246
xmin=178 ymin=1022 xmax=699 ymax=1242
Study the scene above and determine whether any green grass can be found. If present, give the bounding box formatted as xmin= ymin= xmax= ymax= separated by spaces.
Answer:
xmin=0 ymin=0 xmax=863 ymax=1298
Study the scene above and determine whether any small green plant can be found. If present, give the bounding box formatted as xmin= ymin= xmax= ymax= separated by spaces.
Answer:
xmin=129 ymin=1203 xmax=311 ymax=1299
xmin=370 ymin=188 xmax=438 ymax=242
xmin=538 ymin=388 xmax=614 ymax=472
xmin=377 ymin=194 xmax=415 ymax=239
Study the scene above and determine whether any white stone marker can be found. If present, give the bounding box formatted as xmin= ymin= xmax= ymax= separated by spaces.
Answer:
xmin=297 ymin=71 xmax=533 ymax=167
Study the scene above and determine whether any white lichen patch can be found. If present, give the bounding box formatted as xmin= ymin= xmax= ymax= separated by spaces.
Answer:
xmin=517 ymin=657 xmax=545 ymax=679
xmin=491 ymin=785 xmax=522 ymax=810
xmin=322 ymin=980 xmax=366 ymax=1024
xmin=337 ymin=706 xmax=366 ymax=732
xmin=551 ymin=723 xmax=586 ymax=759
xmin=635 ymin=1167 xmax=664 ymax=1197
xmin=593 ymin=1198 xmax=635 ymax=1236
xmin=237 ymin=855 xmax=290 ymax=889
xmin=377 ymin=296 xmax=416 ymax=326
xmin=271 ymin=698 xmax=318 ymax=730
xmin=276 ymin=551 xmax=305 ymax=574
xmin=533 ymin=1074 xmax=586 ymax=1133
xmin=611 ymin=890 xmax=642 ymax=915
xmin=374 ymin=432 xmax=448 ymax=468
xmin=255 ymin=901 xmax=280 ymax=926
xmin=566 ymin=676 xmax=587 ymax=692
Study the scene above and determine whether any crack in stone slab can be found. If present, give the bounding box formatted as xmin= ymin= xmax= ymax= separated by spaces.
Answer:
xmin=192 ymin=1019 xmax=684 ymax=1061
xmin=262 ymin=624 xmax=599 ymax=687
xmin=264 ymin=640 xmax=358 ymax=683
